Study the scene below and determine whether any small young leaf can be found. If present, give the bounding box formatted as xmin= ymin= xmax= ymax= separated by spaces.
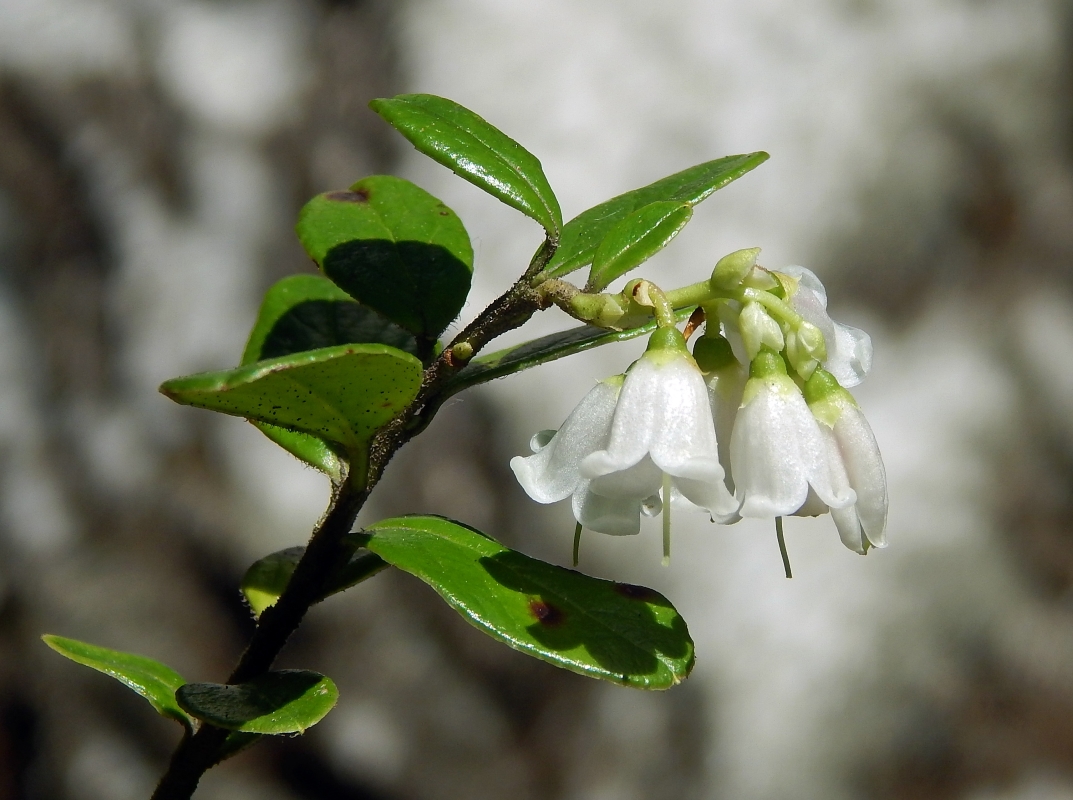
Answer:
xmin=360 ymin=516 xmax=695 ymax=689
xmin=241 ymin=274 xmax=420 ymax=480
xmin=241 ymin=537 xmax=388 ymax=618
xmin=370 ymin=94 xmax=562 ymax=237
xmin=587 ymin=201 xmax=693 ymax=291
xmin=444 ymin=308 xmax=694 ymax=399
xmin=296 ymin=175 xmax=473 ymax=339
xmin=176 ymin=671 xmax=338 ymax=734
xmin=159 ymin=344 xmax=422 ymax=456
xmin=42 ymin=635 xmax=192 ymax=728
xmin=543 ymin=152 xmax=769 ymax=279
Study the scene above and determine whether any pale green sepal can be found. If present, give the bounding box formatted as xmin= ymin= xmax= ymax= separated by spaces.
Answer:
xmin=803 ymin=368 xmax=857 ymax=427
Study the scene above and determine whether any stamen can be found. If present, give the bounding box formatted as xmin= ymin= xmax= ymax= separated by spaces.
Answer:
xmin=572 ymin=522 xmax=583 ymax=567
xmin=776 ymin=516 xmax=792 ymax=579
xmin=662 ymin=472 xmax=672 ymax=567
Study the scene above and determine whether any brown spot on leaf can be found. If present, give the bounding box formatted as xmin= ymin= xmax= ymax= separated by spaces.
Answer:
xmin=326 ymin=189 xmax=370 ymax=203
xmin=529 ymin=599 xmax=565 ymax=626
xmin=613 ymin=583 xmax=659 ymax=602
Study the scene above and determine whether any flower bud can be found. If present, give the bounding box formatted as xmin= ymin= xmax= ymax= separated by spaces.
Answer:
xmin=739 ymin=302 xmax=784 ymax=361
xmin=693 ymin=333 xmax=737 ymax=373
xmin=711 ymin=248 xmax=760 ymax=289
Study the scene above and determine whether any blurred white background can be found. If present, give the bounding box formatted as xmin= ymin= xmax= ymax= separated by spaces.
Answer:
xmin=1 ymin=1 xmax=1072 ymax=799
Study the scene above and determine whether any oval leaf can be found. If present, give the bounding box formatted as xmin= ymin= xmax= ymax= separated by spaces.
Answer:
xmin=361 ymin=516 xmax=694 ymax=689
xmin=543 ymin=152 xmax=769 ymax=279
xmin=242 ymin=274 xmax=420 ymax=479
xmin=370 ymin=94 xmax=562 ymax=237
xmin=159 ymin=344 xmax=422 ymax=455
xmin=241 ymin=536 xmax=387 ymax=618
xmin=176 ymin=671 xmax=338 ymax=734
xmin=42 ymin=635 xmax=191 ymax=728
xmin=242 ymin=274 xmax=418 ymax=365
xmin=296 ymin=175 xmax=473 ymax=339
xmin=587 ymin=201 xmax=693 ymax=291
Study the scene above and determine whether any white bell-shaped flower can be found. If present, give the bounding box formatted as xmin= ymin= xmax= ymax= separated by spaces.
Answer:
xmin=805 ymin=369 xmax=888 ymax=553
xmin=693 ymin=331 xmax=747 ymax=492
xmin=779 ymin=265 xmax=872 ymax=387
xmin=510 ymin=376 xmax=658 ymax=536
xmin=730 ymin=350 xmax=856 ymax=517
xmin=580 ymin=327 xmax=739 ymax=523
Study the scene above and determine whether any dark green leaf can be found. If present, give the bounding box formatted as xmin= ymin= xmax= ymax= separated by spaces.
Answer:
xmin=296 ymin=175 xmax=473 ymax=339
xmin=543 ymin=152 xmax=769 ymax=279
xmin=587 ymin=201 xmax=693 ymax=291
xmin=241 ymin=536 xmax=388 ymax=618
xmin=176 ymin=671 xmax=338 ymax=734
xmin=370 ymin=94 xmax=562 ymax=237
xmin=242 ymin=274 xmax=420 ymax=479
xmin=159 ymin=344 xmax=422 ymax=456
xmin=251 ymin=422 xmax=345 ymax=484
xmin=361 ymin=516 xmax=694 ymax=689
xmin=242 ymin=274 xmax=418 ymax=365
xmin=445 ymin=308 xmax=693 ymax=398
xmin=42 ymin=635 xmax=191 ymax=728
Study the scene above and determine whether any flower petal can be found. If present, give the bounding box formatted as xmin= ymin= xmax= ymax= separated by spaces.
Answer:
xmin=707 ymin=363 xmax=747 ymax=490
xmin=731 ymin=375 xmax=853 ymax=517
xmin=573 ymin=485 xmax=642 ymax=536
xmin=834 ymin=404 xmax=888 ymax=547
xmin=511 ymin=378 xmax=620 ymax=504
xmin=780 ymin=264 xmax=872 ymax=386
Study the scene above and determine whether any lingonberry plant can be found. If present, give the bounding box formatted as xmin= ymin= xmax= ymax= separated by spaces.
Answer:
xmin=42 ymin=94 xmax=886 ymax=798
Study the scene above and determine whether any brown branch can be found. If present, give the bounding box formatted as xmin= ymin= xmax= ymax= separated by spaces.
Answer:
xmin=150 ymin=237 xmax=557 ymax=799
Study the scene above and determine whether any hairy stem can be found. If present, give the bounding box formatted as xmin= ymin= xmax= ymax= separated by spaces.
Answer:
xmin=151 ymin=238 xmax=556 ymax=799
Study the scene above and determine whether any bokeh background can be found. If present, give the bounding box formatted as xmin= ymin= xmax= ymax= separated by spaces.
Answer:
xmin=3 ymin=0 xmax=1073 ymax=798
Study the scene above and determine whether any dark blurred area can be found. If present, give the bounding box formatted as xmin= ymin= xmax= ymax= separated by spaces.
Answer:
xmin=2 ymin=0 xmax=1073 ymax=798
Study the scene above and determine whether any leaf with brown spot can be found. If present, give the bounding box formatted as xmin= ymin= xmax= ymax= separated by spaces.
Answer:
xmin=359 ymin=515 xmax=695 ymax=689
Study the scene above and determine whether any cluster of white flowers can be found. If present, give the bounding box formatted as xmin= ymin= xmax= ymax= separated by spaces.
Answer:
xmin=511 ymin=250 xmax=887 ymax=561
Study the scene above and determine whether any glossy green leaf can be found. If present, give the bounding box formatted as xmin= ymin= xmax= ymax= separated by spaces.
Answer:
xmin=176 ymin=671 xmax=338 ymax=734
xmin=159 ymin=344 xmax=422 ymax=455
xmin=42 ymin=635 xmax=191 ymax=728
xmin=242 ymin=274 xmax=418 ymax=365
xmin=444 ymin=308 xmax=693 ymax=399
xmin=241 ymin=536 xmax=388 ymax=618
xmin=587 ymin=201 xmax=693 ymax=292
xmin=296 ymin=175 xmax=473 ymax=339
xmin=241 ymin=274 xmax=420 ymax=479
xmin=361 ymin=516 xmax=694 ymax=689
xmin=542 ymin=152 xmax=769 ymax=279
xmin=370 ymin=94 xmax=562 ymax=237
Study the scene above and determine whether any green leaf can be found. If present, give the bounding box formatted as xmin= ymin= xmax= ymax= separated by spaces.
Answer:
xmin=587 ymin=201 xmax=693 ymax=292
xmin=42 ymin=635 xmax=192 ymax=728
xmin=370 ymin=94 xmax=562 ymax=237
xmin=543 ymin=153 xmax=769 ymax=279
xmin=241 ymin=274 xmax=420 ymax=480
xmin=361 ymin=516 xmax=694 ymax=689
xmin=444 ymin=308 xmax=693 ymax=399
xmin=296 ymin=175 xmax=473 ymax=339
xmin=242 ymin=274 xmax=418 ymax=365
xmin=176 ymin=671 xmax=338 ymax=734
xmin=241 ymin=536 xmax=388 ymax=618
xmin=159 ymin=344 xmax=422 ymax=456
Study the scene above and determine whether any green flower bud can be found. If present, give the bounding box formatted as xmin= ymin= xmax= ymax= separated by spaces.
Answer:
xmin=693 ymin=333 xmax=737 ymax=372
xmin=711 ymin=247 xmax=761 ymax=289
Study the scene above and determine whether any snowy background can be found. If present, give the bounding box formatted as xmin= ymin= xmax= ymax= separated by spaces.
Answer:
xmin=1 ymin=1 xmax=1073 ymax=798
